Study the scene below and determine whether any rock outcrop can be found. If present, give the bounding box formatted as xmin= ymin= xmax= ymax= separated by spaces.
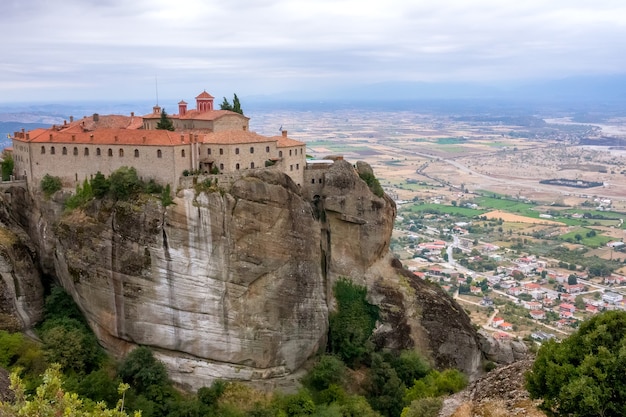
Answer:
xmin=478 ymin=330 xmax=529 ymax=365
xmin=0 ymin=188 xmax=44 ymax=331
xmin=4 ymin=161 xmax=489 ymax=389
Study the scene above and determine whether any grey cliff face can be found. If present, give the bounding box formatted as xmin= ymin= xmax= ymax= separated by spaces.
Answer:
xmin=0 ymin=188 xmax=43 ymax=331
xmin=4 ymin=161 xmax=494 ymax=389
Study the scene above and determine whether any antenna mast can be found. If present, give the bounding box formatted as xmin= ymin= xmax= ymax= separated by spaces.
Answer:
xmin=155 ymin=75 xmax=159 ymax=106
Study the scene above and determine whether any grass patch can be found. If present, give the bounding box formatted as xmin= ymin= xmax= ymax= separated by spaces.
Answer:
xmin=559 ymin=228 xmax=613 ymax=248
xmin=436 ymin=137 xmax=466 ymax=145
xmin=403 ymin=203 xmax=486 ymax=217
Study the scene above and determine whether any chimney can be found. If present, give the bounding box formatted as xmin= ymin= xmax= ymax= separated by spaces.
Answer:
xmin=89 ymin=134 xmax=93 ymax=141
xmin=49 ymin=134 xmax=53 ymax=141
xmin=70 ymin=116 xmax=74 ymax=122
xmin=282 ymin=130 xmax=288 ymax=137
xmin=93 ymin=113 xmax=99 ymax=122
xmin=143 ymin=136 xmax=146 ymax=143
xmin=178 ymin=100 xmax=187 ymax=116
xmin=26 ymin=133 xmax=30 ymax=140
xmin=64 ymin=120 xmax=67 ymax=126
xmin=114 ymin=136 xmax=118 ymax=142
xmin=181 ymin=135 xmax=185 ymax=143
xmin=72 ymin=135 xmax=76 ymax=141
xmin=130 ymin=112 xmax=134 ymax=117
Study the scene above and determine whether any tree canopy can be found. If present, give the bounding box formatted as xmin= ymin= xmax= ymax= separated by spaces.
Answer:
xmin=155 ymin=109 xmax=175 ymax=131
xmin=526 ymin=311 xmax=626 ymax=416
xmin=219 ymin=94 xmax=243 ymax=115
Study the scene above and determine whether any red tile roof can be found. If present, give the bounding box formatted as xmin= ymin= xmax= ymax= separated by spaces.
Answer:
xmin=275 ymin=135 xmax=305 ymax=148
xmin=17 ymin=128 xmax=188 ymax=147
xmin=196 ymin=90 xmax=214 ymax=99
xmin=202 ymin=130 xmax=274 ymax=145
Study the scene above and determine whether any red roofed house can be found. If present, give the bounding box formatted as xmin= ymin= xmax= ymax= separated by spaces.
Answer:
xmin=491 ymin=317 xmax=504 ymax=328
xmin=530 ymin=310 xmax=546 ymax=320
xmin=559 ymin=303 xmax=576 ymax=313
xmin=562 ymin=283 xmax=585 ymax=294
xmin=499 ymin=322 xmax=513 ymax=331
xmin=11 ymin=90 xmax=307 ymax=189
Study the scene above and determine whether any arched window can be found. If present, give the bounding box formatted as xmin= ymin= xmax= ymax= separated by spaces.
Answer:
xmin=96 ymin=148 xmax=101 ymax=156
xmin=41 ymin=146 xmax=45 ymax=154
xmin=73 ymin=147 xmax=78 ymax=155
xmin=207 ymin=148 xmax=212 ymax=155
xmin=219 ymin=148 xmax=223 ymax=155
xmin=266 ymin=146 xmax=270 ymax=153
xmin=289 ymin=150 xmax=292 ymax=156
xmin=250 ymin=162 xmax=255 ymax=169
xmin=157 ymin=149 xmax=162 ymax=158
xmin=62 ymin=147 xmax=67 ymax=155
xmin=279 ymin=151 xmax=283 ymax=157
xmin=219 ymin=163 xmax=224 ymax=170
xmin=300 ymin=148 xmax=303 ymax=154
xmin=84 ymin=148 xmax=89 ymax=156
xmin=311 ymin=179 xmax=315 ymax=184
xmin=250 ymin=147 xmax=254 ymax=154
xmin=236 ymin=163 xmax=240 ymax=170
xmin=119 ymin=149 xmax=124 ymax=157
xmin=235 ymin=148 xmax=239 ymax=155
xmin=181 ymin=149 xmax=186 ymax=157
xmin=108 ymin=148 xmax=113 ymax=157
xmin=134 ymin=149 xmax=139 ymax=157
xmin=50 ymin=146 xmax=55 ymax=155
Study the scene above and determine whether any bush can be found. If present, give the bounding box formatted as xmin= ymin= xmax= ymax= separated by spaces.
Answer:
xmin=1 ymin=152 xmax=13 ymax=181
xmin=366 ymin=353 xmax=406 ymax=417
xmin=328 ymin=278 xmax=379 ymax=367
xmin=198 ymin=379 xmax=228 ymax=407
xmin=301 ymin=355 xmax=347 ymax=393
xmin=118 ymin=346 xmax=169 ymax=394
xmin=109 ymin=166 xmax=143 ymax=200
xmin=43 ymin=285 xmax=87 ymax=325
xmin=358 ymin=171 xmax=384 ymax=198
xmin=404 ymin=369 xmax=467 ymax=403
xmin=390 ymin=351 xmax=432 ymax=387
xmin=526 ymin=311 xmax=626 ymax=416
xmin=41 ymin=174 xmax=62 ymax=197
xmin=91 ymin=171 xmax=110 ymax=198
xmin=400 ymin=397 xmax=442 ymax=417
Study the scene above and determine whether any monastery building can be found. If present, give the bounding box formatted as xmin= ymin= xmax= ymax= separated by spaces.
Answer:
xmin=11 ymin=90 xmax=307 ymax=190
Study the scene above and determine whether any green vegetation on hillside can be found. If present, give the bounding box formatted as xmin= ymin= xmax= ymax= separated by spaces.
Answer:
xmin=359 ymin=171 xmax=385 ymax=198
xmin=1 ymin=151 xmax=13 ymax=181
xmin=40 ymin=174 xmax=62 ymax=198
xmin=63 ymin=167 xmax=174 ymax=210
xmin=526 ymin=311 xmax=626 ymax=416
xmin=0 ymin=280 xmax=468 ymax=417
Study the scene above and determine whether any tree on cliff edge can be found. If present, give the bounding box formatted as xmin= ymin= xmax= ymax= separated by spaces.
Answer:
xmin=526 ymin=310 xmax=626 ymax=416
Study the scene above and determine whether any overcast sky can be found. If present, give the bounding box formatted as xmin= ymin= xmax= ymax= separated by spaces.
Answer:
xmin=2 ymin=0 xmax=626 ymax=104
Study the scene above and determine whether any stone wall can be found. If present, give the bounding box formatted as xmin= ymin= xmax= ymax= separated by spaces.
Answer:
xmin=23 ymin=141 xmax=190 ymax=189
xmin=200 ymin=141 xmax=278 ymax=173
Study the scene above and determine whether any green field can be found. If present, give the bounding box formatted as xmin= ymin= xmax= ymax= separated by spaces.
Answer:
xmin=402 ymin=203 xmax=486 ymax=217
xmin=559 ymin=228 xmax=613 ymax=248
xmin=436 ymin=137 xmax=466 ymax=145
xmin=475 ymin=196 xmax=537 ymax=215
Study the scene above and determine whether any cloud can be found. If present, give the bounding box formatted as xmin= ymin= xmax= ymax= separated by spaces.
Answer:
xmin=1 ymin=0 xmax=626 ymax=102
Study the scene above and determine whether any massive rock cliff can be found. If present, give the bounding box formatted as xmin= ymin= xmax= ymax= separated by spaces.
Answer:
xmin=3 ymin=160 xmax=488 ymax=389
